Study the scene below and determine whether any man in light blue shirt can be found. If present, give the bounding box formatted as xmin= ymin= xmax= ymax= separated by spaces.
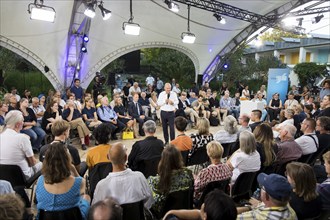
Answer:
xmin=97 ymin=96 xmax=125 ymax=140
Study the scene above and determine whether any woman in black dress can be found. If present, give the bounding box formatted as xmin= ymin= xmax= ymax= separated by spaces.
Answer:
xmin=113 ymin=97 xmax=136 ymax=135
xmin=41 ymin=100 xmax=62 ymax=132
xmin=267 ymin=93 xmax=282 ymax=121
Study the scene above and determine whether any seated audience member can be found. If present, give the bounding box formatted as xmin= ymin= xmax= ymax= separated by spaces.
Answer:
xmin=238 ymin=114 xmax=251 ymax=136
xmin=275 ymin=124 xmax=302 ymax=164
xmin=128 ymin=82 xmax=142 ymax=100
xmin=0 ymin=194 xmax=25 ymax=220
xmin=19 ymin=98 xmax=46 ymax=151
xmin=92 ymin=143 xmax=153 ymax=208
xmin=237 ymin=173 xmax=296 ymax=219
xmin=320 ymin=79 xmax=330 ymax=100
xmin=82 ymin=97 xmax=102 ymax=129
xmin=194 ymin=141 xmax=232 ymax=201
xmin=23 ymin=89 xmax=32 ymax=103
xmin=139 ymin=92 xmax=151 ymax=117
xmin=128 ymin=120 xmax=164 ymax=171
xmin=230 ymin=92 xmax=241 ymax=120
xmin=280 ymin=92 xmax=299 ymax=121
xmin=8 ymin=93 xmax=18 ymax=111
xmin=295 ymin=118 xmax=318 ymax=155
xmin=39 ymin=120 xmax=85 ymax=175
xmin=316 ymin=116 xmax=330 ymax=150
xmin=171 ymin=116 xmax=193 ymax=151
xmin=149 ymin=91 xmax=161 ymax=121
xmin=318 ymin=95 xmax=330 ymax=117
xmin=214 ymin=115 xmax=238 ymax=144
xmin=0 ymin=110 xmax=42 ymax=179
xmin=177 ymin=92 xmax=199 ymax=127
xmin=191 ymin=95 xmax=210 ymax=119
xmin=0 ymin=101 xmax=8 ymax=129
xmin=293 ymin=104 xmax=306 ymax=130
xmin=317 ymin=151 xmax=330 ymax=211
xmin=41 ymin=100 xmax=62 ymax=132
xmin=54 ymin=90 xmax=66 ymax=108
xmin=226 ymin=131 xmax=261 ymax=184
xmin=253 ymin=91 xmax=268 ymax=121
xmin=95 ymin=94 xmax=103 ymax=108
xmin=286 ymin=162 xmax=322 ymax=219
xmin=312 ymin=101 xmax=321 ymax=118
xmin=88 ymin=197 xmax=123 ymax=220
xmin=63 ymin=99 xmax=90 ymax=150
xmin=147 ymin=145 xmax=193 ymax=217
xmin=273 ymin=109 xmax=294 ymax=137
xmin=0 ymin=180 xmax=14 ymax=195
xmin=109 ymin=93 xmax=120 ymax=109
xmin=267 ymin=93 xmax=282 ymax=122
xmin=113 ymin=97 xmax=136 ymax=136
xmin=249 ymin=109 xmax=262 ymax=132
xmin=188 ymin=92 xmax=197 ymax=104
xmin=128 ymin=93 xmax=152 ymax=137
xmin=68 ymin=93 xmax=82 ymax=112
xmin=163 ymin=189 xmax=237 ymax=220
xmin=97 ymin=96 xmax=125 ymax=140
xmin=189 ymin=117 xmax=214 ymax=157
xmin=241 ymin=85 xmax=250 ymax=99
xmin=36 ymin=143 xmax=90 ymax=219
xmin=253 ymin=123 xmax=277 ymax=171
xmin=86 ymin=123 xmax=112 ymax=170
xmin=30 ymin=97 xmax=45 ymax=125
xmin=304 ymin=104 xmax=313 ymax=119
xmin=219 ymin=91 xmax=232 ymax=121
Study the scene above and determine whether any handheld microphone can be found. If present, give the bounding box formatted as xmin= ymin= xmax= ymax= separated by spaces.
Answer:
xmin=167 ymin=93 xmax=170 ymax=99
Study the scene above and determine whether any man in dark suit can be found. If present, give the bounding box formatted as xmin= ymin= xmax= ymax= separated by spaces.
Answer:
xmin=128 ymin=93 xmax=152 ymax=136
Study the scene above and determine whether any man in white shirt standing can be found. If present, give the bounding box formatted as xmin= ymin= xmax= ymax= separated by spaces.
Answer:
xmin=0 ymin=110 xmax=42 ymax=179
xmin=157 ymin=83 xmax=179 ymax=144
xmin=146 ymin=74 xmax=155 ymax=87
xmin=93 ymin=142 xmax=153 ymax=208
xmin=295 ymin=118 xmax=319 ymax=155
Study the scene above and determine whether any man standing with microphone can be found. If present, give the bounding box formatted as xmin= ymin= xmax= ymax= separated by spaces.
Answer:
xmin=158 ymin=83 xmax=179 ymax=144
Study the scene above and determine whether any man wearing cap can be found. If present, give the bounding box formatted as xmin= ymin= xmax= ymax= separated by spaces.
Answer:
xmin=237 ymin=173 xmax=297 ymax=219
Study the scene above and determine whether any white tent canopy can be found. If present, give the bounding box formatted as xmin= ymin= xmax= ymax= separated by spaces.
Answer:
xmin=0 ymin=0 xmax=305 ymax=89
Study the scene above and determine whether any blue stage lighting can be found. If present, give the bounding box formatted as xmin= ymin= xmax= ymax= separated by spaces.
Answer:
xmin=81 ymin=43 xmax=87 ymax=53
xmin=83 ymin=34 xmax=89 ymax=42
xmin=223 ymin=64 xmax=228 ymax=69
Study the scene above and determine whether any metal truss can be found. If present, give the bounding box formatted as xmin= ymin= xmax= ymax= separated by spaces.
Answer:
xmin=288 ymin=6 xmax=330 ymax=16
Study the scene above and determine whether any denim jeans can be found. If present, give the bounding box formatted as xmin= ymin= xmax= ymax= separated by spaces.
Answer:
xmin=21 ymin=126 xmax=46 ymax=149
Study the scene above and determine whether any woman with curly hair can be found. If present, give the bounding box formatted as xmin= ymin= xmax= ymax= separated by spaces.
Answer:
xmin=148 ymin=145 xmax=193 ymax=217
xmin=36 ymin=143 xmax=90 ymax=219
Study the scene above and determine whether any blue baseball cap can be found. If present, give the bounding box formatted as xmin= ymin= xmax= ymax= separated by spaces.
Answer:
xmin=257 ymin=173 xmax=292 ymax=201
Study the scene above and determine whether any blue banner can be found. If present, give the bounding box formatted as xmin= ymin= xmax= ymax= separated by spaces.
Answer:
xmin=266 ymin=68 xmax=289 ymax=103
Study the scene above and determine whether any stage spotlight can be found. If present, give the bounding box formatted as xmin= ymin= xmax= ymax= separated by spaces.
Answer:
xmin=164 ymin=0 xmax=179 ymax=13
xmin=98 ymin=3 xmax=111 ymax=20
xmin=312 ymin=14 xmax=324 ymax=24
xmin=181 ymin=5 xmax=196 ymax=44
xmin=123 ymin=0 xmax=140 ymax=35
xmin=81 ymin=43 xmax=87 ymax=53
xmin=213 ymin=13 xmax=226 ymax=24
xmin=223 ymin=63 xmax=229 ymax=69
xmin=84 ymin=3 xmax=96 ymax=18
xmin=83 ymin=34 xmax=89 ymax=43
xmin=28 ymin=1 xmax=56 ymax=22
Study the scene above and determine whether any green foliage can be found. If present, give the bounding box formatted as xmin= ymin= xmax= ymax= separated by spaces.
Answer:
xmin=4 ymin=70 xmax=54 ymax=96
xmin=259 ymin=29 xmax=306 ymax=42
xmin=141 ymin=48 xmax=195 ymax=89
xmin=293 ymin=62 xmax=326 ymax=86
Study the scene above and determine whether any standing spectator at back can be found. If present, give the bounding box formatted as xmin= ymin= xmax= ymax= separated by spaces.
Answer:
xmin=146 ymin=74 xmax=155 ymax=87
xmin=320 ymin=79 xmax=330 ymax=101
xmin=156 ymin=76 xmax=164 ymax=94
xmin=316 ymin=116 xmax=330 ymax=151
xmin=295 ymin=118 xmax=318 ymax=155
xmin=318 ymin=95 xmax=330 ymax=117
xmin=70 ymin=78 xmax=84 ymax=103
xmin=171 ymin=116 xmax=193 ymax=151
xmin=11 ymin=87 xmax=21 ymax=102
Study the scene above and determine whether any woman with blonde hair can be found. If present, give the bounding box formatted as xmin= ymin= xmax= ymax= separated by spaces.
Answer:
xmin=286 ymin=162 xmax=322 ymax=219
xmin=226 ymin=131 xmax=260 ymax=184
xmin=189 ymin=117 xmax=214 ymax=157
xmin=149 ymin=91 xmax=161 ymax=121
xmin=214 ymin=115 xmax=238 ymax=144
xmin=253 ymin=123 xmax=277 ymax=171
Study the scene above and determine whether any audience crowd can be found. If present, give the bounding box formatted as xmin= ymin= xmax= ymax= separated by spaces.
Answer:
xmin=0 ymin=76 xmax=330 ymax=220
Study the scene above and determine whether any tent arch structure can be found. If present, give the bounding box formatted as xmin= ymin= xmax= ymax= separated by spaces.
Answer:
xmin=0 ymin=36 xmax=62 ymax=90
xmin=1 ymin=0 xmax=322 ymax=89
xmin=81 ymin=41 xmax=199 ymax=88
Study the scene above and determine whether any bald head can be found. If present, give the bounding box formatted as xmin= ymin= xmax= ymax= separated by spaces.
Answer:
xmin=89 ymin=198 xmax=123 ymax=220
xmin=108 ymin=142 xmax=127 ymax=165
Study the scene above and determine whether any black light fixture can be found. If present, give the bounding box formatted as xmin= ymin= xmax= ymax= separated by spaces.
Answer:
xmin=181 ymin=5 xmax=196 ymax=44
xmin=122 ymin=0 xmax=140 ymax=35
xmin=213 ymin=13 xmax=226 ymax=24
xmin=296 ymin=17 xmax=304 ymax=27
xmin=164 ymin=0 xmax=179 ymax=13
xmin=84 ymin=3 xmax=96 ymax=18
xmin=312 ymin=14 xmax=324 ymax=24
xmin=98 ymin=2 xmax=111 ymax=20
xmin=27 ymin=0 xmax=56 ymax=22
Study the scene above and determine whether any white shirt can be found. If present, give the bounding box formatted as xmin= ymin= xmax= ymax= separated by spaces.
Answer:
xmin=295 ymin=133 xmax=318 ymax=155
xmin=284 ymin=99 xmax=299 ymax=110
xmin=157 ymin=91 xmax=179 ymax=112
xmin=172 ymin=86 xmax=181 ymax=94
xmin=30 ymin=105 xmax=45 ymax=121
xmin=214 ymin=131 xmax=238 ymax=144
xmin=129 ymin=86 xmax=141 ymax=97
xmin=146 ymin=76 xmax=155 ymax=86
xmin=0 ymin=128 xmax=34 ymax=178
xmin=230 ymin=149 xmax=260 ymax=184
xmin=93 ymin=168 xmax=154 ymax=208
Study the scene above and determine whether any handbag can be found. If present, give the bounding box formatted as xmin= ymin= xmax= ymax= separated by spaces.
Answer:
xmin=122 ymin=128 xmax=134 ymax=140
